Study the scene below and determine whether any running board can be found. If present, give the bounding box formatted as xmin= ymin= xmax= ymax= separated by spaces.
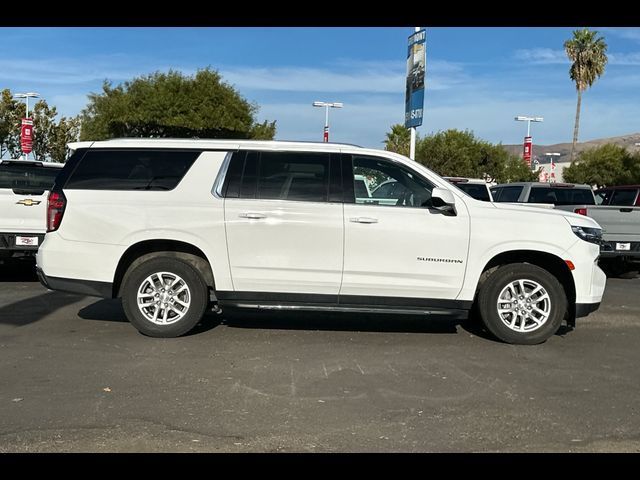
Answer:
xmin=221 ymin=302 xmax=469 ymax=319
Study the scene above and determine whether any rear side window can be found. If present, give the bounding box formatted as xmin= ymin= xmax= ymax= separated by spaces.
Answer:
xmin=456 ymin=183 xmax=491 ymax=201
xmin=0 ymin=163 xmax=60 ymax=190
xmin=609 ymin=189 xmax=638 ymax=206
xmin=491 ymin=186 xmax=523 ymax=202
xmin=63 ymin=149 xmax=200 ymax=190
xmin=225 ymin=151 xmax=331 ymax=203
xmin=528 ymin=187 xmax=595 ymax=205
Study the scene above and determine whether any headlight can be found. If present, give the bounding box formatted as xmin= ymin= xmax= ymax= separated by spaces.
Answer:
xmin=571 ymin=225 xmax=602 ymax=244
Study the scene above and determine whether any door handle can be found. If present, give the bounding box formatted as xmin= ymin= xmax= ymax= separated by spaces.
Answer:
xmin=620 ymin=208 xmax=633 ymax=213
xmin=350 ymin=217 xmax=378 ymax=224
xmin=239 ymin=212 xmax=267 ymax=219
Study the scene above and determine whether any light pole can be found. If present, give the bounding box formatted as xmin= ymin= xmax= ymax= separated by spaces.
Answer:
xmin=14 ymin=92 xmax=40 ymax=121
xmin=14 ymin=92 xmax=40 ymax=160
xmin=313 ymin=101 xmax=343 ymax=142
xmin=515 ymin=115 xmax=543 ymax=167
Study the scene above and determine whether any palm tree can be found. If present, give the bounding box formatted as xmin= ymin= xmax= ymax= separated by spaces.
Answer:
xmin=384 ymin=124 xmax=411 ymax=157
xmin=564 ymin=28 xmax=608 ymax=163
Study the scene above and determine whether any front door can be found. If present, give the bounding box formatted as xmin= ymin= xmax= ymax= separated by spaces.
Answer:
xmin=340 ymin=154 xmax=470 ymax=302
xmin=224 ymin=150 xmax=344 ymax=296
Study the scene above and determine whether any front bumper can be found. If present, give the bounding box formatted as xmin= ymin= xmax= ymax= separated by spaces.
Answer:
xmin=575 ymin=302 xmax=601 ymax=318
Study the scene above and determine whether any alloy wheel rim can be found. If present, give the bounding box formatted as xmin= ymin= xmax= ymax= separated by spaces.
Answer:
xmin=136 ymin=271 xmax=191 ymax=325
xmin=496 ymin=279 xmax=551 ymax=333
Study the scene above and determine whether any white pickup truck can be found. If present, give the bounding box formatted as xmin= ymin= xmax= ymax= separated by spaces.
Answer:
xmin=0 ymin=160 xmax=63 ymax=259
xmin=491 ymin=182 xmax=640 ymax=275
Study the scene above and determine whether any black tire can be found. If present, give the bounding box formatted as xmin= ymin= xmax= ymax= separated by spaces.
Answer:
xmin=121 ymin=256 xmax=208 ymax=338
xmin=477 ymin=263 xmax=567 ymax=345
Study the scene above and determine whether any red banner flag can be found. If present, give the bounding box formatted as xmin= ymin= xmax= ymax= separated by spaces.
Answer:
xmin=21 ymin=118 xmax=33 ymax=155
xmin=522 ymin=136 xmax=532 ymax=167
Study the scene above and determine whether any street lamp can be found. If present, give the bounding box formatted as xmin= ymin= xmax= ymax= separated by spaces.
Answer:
xmin=312 ymin=101 xmax=343 ymax=142
xmin=14 ymin=92 xmax=40 ymax=119
xmin=515 ymin=115 xmax=543 ymax=167
xmin=14 ymin=92 xmax=40 ymax=161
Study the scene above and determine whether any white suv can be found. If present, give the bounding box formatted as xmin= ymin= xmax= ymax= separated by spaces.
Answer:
xmin=36 ymin=139 xmax=606 ymax=344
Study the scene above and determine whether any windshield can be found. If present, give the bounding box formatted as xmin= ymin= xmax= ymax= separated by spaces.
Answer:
xmin=0 ymin=164 xmax=61 ymax=190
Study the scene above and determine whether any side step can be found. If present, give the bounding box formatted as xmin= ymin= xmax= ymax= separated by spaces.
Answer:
xmin=220 ymin=302 xmax=469 ymax=319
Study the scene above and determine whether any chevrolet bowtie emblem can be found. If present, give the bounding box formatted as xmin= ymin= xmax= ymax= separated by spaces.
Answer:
xmin=16 ymin=199 xmax=41 ymax=206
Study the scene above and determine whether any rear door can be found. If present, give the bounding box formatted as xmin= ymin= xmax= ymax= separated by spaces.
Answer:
xmin=223 ymin=150 xmax=344 ymax=296
xmin=0 ymin=162 xmax=60 ymax=234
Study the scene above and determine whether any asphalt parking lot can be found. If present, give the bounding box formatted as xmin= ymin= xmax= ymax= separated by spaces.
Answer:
xmin=1 ymin=258 xmax=639 ymax=452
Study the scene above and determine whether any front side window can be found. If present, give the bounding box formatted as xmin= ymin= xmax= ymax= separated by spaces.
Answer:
xmin=351 ymin=155 xmax=434 ymax=208
xmin=595 ymin=190 xmax=611 ymax=205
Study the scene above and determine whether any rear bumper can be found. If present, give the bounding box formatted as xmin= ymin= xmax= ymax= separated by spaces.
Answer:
xmin=37 ymin=267 xmax=113 ymax=298
xmin=575 ymin=302 xmax=601 ymax=318
xmin=600 ymin=241 xmax=640 ymax=258
xmin=0 ymin=232 xmax=45 ymax=251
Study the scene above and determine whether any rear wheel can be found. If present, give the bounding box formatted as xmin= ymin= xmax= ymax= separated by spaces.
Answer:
xmin=477 ymin=263 xmax=567 ymax=345
xmin=121 ymin=257 xmax=208 ymax=337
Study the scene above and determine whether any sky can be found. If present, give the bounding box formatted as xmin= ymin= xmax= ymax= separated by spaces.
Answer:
xmin=1 ymin=26 xmax=639 ymax=148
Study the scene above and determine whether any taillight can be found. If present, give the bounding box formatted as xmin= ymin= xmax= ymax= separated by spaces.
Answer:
xmin=574 ymin=208 xmax=588 ymax=216
xmin=47 ymin=190 xmax=66 ymax=232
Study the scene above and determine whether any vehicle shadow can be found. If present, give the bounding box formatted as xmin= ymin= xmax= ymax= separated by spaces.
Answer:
xmin=76 ymin=301 xmax=572 ymax=341
xmin=0 ymin=257 xmax=39 ymax=282
xmin=221 ymin=308 xmax=491 ymax=338
xmin=0 ymin=290 xmax=85 ymax=326
xmin=77 ymin=299 xmax=224 ymax=335
xmin=78 ymin=299 xmax=484 ymax=337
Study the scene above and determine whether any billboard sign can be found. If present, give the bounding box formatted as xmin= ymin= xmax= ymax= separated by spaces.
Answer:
xmin=523 ymin=136 xmax=532 ymax=167
xmin=21 ymin=118 xmax=33 ymax=155
xmin=404 ymin=29 xmax=426 ymax=128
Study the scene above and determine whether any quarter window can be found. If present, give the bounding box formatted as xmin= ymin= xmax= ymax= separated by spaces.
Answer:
xmin=64 ymin=150 xmax=200 ymax=190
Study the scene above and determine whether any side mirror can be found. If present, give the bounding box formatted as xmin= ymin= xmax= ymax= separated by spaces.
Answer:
xmin=431 ymin=187 xmax=457 ymax=216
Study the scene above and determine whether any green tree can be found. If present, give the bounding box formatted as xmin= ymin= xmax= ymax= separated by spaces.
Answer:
xmin=384 ymin=123 xmax=411 ymax=157
xmin=413 ymin=129 xmax=536 ymax=182
xmin=31 ymin=100 xmax=58 ymax=162
xmin=563 ymin=144 xmax=640 ymax=188
xmin=49 ymin=116 xmax=81 ymax=163
xmin=564 ymin=28 xmax=608 ymax=163
xmin=0 ymin=89 xmax=25 ymax=159
xmin=80 ymin=68 xmax=276 ymax=141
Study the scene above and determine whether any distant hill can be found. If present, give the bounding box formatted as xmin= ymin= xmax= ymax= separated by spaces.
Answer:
xmin=502 ymin=132 xmax=640 ymax=164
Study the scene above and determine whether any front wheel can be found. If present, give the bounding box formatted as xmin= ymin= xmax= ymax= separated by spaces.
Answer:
xmin=121 ymin=257 xmax=208 ymax=337
xmin=477 ymin=264 xmax=567 ymax=345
